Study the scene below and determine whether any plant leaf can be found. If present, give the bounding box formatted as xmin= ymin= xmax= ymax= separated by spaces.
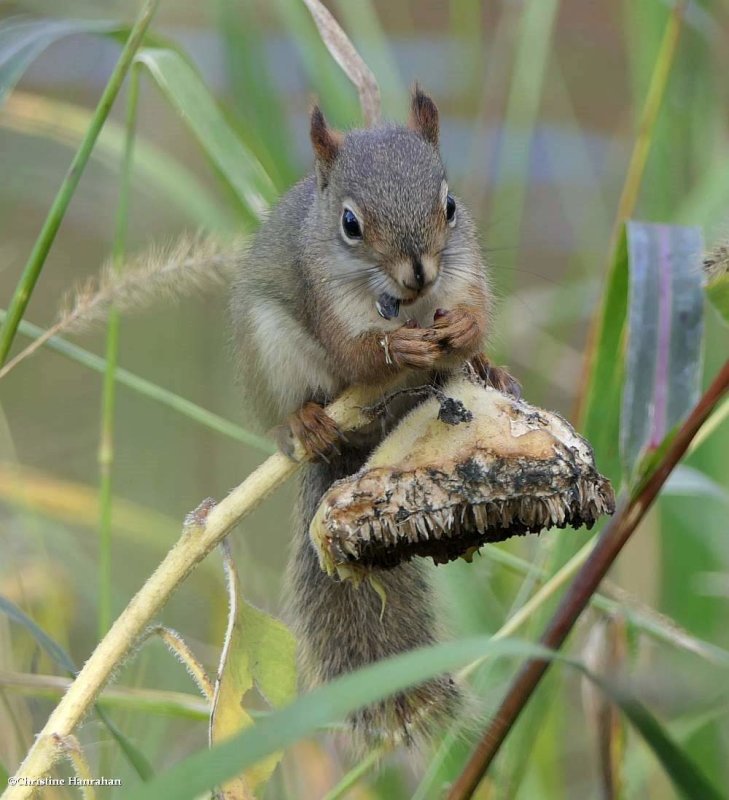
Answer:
xmin=2 ymin=91 xmax=231 ymax=228
xmin=134 ymin=47 xmax=278 ymax=223
xmin=93 ymin=705 xmax=154 ymax=782
xmin=621 ymin=222 xmax=704 ymax=480
xmin=132 ymin=637 xmax=550 ymax=800
xmin=581 ymin=228 xmax=630 ymax=485
xmin=213 ymin=0 xmax=296 ymax=188
xmin=209 ymin=546 xmax=297 ymax=798
xmin=128 ymin=634 xmax=724 ymax=800
xmin=0 ymin=595 xmax=154 ymax=781
xmin=0 ymin=595 xmax=76 ymax=674
xmin=0 ymin=16 xmax=117 ymax=104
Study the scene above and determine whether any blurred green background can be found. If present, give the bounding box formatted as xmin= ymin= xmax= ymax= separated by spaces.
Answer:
xmin=1 ymin=1 xmax=728 ymax=798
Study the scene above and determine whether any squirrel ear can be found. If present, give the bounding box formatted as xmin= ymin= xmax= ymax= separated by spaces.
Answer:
xmin=310 ymin=105 xmax=342 ymax=188
xmin=409 ymin=84 xmax=439 ymax=147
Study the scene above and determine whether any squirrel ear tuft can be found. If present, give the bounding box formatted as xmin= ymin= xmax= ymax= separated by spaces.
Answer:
xmin=310 ymin=105 xmax=341 ymax=187
xmin=409 ymin=84 xmax=439 ymax=147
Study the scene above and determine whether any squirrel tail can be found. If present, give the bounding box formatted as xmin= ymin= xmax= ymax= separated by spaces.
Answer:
xmin=286 ymin=451 xmax=462 ymax=751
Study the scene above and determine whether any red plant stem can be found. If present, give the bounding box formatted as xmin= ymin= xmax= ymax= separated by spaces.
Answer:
xmin=447 ymin=357 xmax=729 ymax=800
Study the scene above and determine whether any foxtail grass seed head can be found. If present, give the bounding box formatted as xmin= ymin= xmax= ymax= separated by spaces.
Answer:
xmin=311 ymin=374 xmax=615 ymax=576
xmin=704 ymin=241 xmax=729 ymax=280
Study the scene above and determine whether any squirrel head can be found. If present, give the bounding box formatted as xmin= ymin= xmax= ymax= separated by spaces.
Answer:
xmin=309 ymin=86 xmax=460 ymax=307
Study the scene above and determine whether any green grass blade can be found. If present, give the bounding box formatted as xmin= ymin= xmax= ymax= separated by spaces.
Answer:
xmin=0 ymin=16 xmax=117 ymax=103
xmin=134 ymin=47 xmax=278 ymax=222
xmin=0 ymin=595 xmax=76 ymax=674
xmin=486 ymin=0 xmax=560 ymax=297
xmin=270 ymin=0 xmax=359 ymax=127
xmin=214 ymin=0 xmax=296 ymax=188
xmin=677 ymin=157 xmax=729 ymax=230
xmin=128 ymin=637 xmax=553 ymax=800
xmin=0 ymin=311 xmax=274 ymax=454
xmin=576 ymin=1 xmax=687 ymax=427
xmin=581 ymin=228 xmax=630 ymax=484
xmin=97 ymin=64 xmax=140 ymax=638
xmin=94 ymin=705 xmax=154 ymax=781
xmin=331 ymin=0 xmax=406 ymax=117
xmin=1 ymin=91 xmax=232 ymax=228
xmin=621 ymin=222 xmax=704 ymax=479
xmin=0 ymin=1 xmax=159 ymax=366
xmin=665 ymin=465 xmax=729 ymax=506
xmin=127 ymin=632 xmax=725 ymax=800
xmin=486 ymin=543 xmax=729 ymax=665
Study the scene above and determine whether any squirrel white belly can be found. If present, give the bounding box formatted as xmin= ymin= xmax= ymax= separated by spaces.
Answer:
xmin=231 ymin=87 xmax=518 ymax=749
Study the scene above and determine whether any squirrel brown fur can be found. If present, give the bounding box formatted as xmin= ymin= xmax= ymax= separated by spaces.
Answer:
xmin=230 ymin=86 xmax=518 ymax=750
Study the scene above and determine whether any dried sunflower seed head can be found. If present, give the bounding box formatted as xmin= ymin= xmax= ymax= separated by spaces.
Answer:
xmin=311 ymin=374 xmax=615 ymax=576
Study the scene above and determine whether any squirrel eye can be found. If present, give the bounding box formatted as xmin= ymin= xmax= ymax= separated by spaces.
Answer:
xmin=341 ymin=207 xmax=363 ymax=241
xmin=445 ymin=193 xmax=457 ymax=226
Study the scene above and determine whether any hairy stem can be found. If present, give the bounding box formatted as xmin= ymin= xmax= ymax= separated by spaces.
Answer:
xmin=0 ymin=385 xmax=379 ymax=800
xmin=447 ymin=357 xmax=729 ymax=800
xmin=145 ymin=626 xmax=214 ymax=701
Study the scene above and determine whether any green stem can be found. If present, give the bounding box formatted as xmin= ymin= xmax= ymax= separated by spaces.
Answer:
xmin=98 ymin=66 xmax=140 ymax=637
xmin=0 ymin=0 xmax=159 ymax=366
xmin=0 ymin=312 xmax=274 ymax=454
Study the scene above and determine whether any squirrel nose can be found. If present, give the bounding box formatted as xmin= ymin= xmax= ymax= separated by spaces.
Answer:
xmin=398 ymin=254 xmax=438 ymax=294
xmin=413 ymin=257 xmax=426 ymax=289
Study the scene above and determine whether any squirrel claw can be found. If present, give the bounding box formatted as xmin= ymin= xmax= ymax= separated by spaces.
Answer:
xmin=469 ymin=354 xmax=521 ymax=398
xmin=425 ymin=306 xmax=482 ymax=354
xmin=277 ymin=401 xmax=343 ymax=463
xmin=387 ymin=326 xmax=441 ymax=370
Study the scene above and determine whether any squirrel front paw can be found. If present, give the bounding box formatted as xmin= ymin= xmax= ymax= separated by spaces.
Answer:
xmin=386 ymin=322 xmax=442 ymax=370
xmin=424 ymin=306 xmax=483 ymax=355
xmin=275 ymin=402 xmax=344 ymax=463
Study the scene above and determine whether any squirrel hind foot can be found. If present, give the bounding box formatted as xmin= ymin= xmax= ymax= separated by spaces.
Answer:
xmin=275 ymin=401 xmax=344 ymax=462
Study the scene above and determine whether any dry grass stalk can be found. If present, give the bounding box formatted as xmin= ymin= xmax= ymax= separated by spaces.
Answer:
xmin=0 ymin=233 xmax=244 ymax=380
xmin=301 ymin=0 xmax=381 ymax=126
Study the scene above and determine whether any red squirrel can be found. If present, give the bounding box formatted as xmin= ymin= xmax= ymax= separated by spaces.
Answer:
xmin=231 ymin=87 xmax=518 ymax=749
